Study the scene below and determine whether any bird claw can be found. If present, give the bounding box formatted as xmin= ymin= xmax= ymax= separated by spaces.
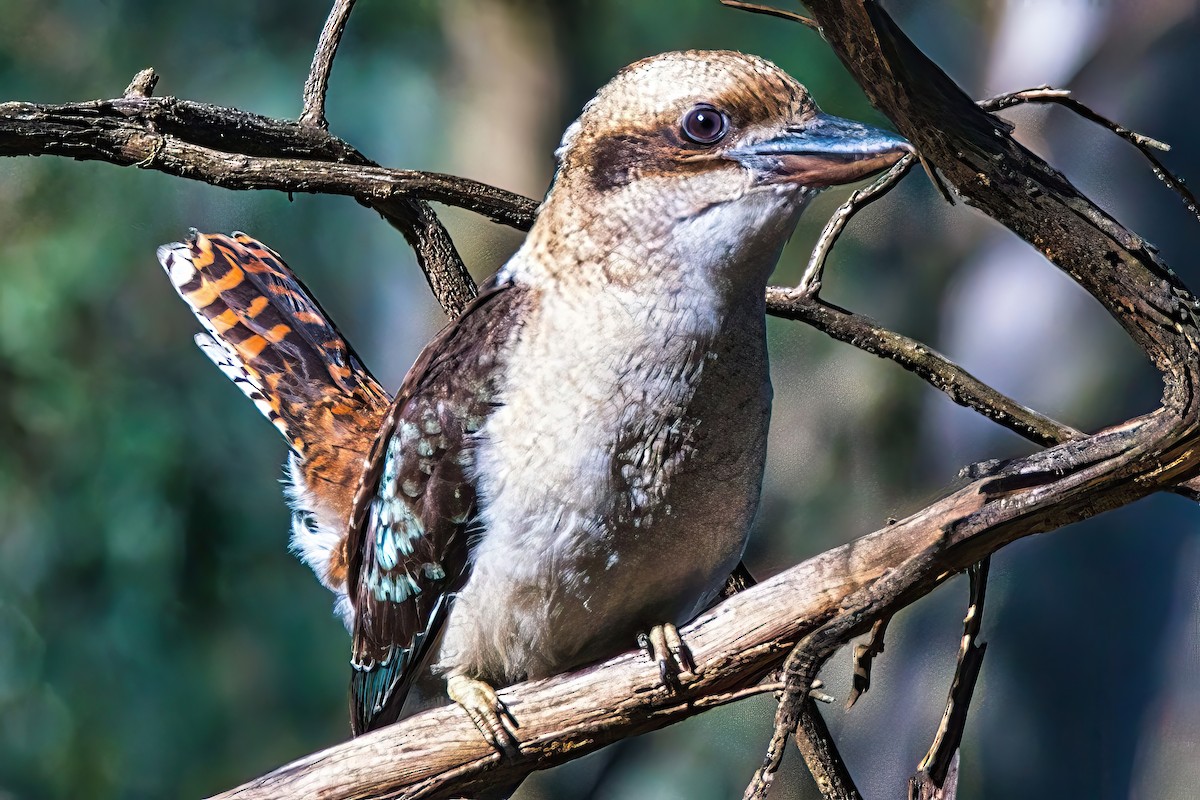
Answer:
xmin=639 ymin=622 xmax=696 ymax=689
xmin=446 ymin=674 xmax=520 ymax=758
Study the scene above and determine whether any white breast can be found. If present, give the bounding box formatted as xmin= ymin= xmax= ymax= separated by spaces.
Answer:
xmin=436 ymin=271 xmax=771 ymax=684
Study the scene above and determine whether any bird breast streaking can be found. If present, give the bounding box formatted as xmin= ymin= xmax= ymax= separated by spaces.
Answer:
xmin=158 ymin=49 xmax=911 ymax=749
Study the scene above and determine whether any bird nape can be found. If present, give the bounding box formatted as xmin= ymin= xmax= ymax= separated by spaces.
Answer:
xmin=157 ymin=48 xmax=910 ymax=773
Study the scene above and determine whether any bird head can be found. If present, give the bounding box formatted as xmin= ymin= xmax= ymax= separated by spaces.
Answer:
xmin=525 ymin=50 xmax=912 ymax=293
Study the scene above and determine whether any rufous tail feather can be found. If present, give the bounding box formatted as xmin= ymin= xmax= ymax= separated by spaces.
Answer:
xmin=158 ymin=230 xmax=391 ymax=608
xmin=157 ymin=230 xmax=389 ymax=456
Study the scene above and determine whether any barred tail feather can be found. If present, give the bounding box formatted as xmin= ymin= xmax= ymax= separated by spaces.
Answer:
xmin=193 ymin=331 xmax=287 ymax=433
xmin=157 ymin=229 xmax=388 ymax=455
xmin=159 ymin=230 xmax=392 ymax=618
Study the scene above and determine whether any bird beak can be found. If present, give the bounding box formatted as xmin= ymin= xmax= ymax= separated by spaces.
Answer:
xmin=728 ymin=112 xmax=914 ymax=188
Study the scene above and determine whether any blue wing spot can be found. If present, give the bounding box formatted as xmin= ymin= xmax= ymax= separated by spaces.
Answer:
xmin=373 ymin=498 xmax=427 ymax=570
xmin=372 ymin=571 xmax=423 ymax=603
xmin=377 ymin=526 xmax=400 ymax=570
xmin=383 ymin=437 xmax=403 ymax=484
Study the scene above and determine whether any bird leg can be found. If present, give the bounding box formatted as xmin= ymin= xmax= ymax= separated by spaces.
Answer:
xmin=639 ymin=622 xmax=696 ymax=689
xmin=446 ymin=674 xmax=520 ymax=757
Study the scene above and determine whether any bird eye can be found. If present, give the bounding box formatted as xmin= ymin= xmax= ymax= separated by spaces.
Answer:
xmin=680 ymin=104 xmax=728 ymax=145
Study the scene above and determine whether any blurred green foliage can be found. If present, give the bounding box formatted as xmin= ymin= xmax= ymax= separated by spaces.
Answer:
xmin=2 ymin=2 xmax=1199 ymax=799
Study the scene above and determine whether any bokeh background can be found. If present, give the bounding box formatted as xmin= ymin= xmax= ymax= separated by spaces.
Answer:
xmin=2 ymin=1 xmax=1199 ymax=798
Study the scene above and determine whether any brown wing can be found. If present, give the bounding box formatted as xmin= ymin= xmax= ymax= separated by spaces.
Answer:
xmin=346 ymin=277 xmax=528 ymax=734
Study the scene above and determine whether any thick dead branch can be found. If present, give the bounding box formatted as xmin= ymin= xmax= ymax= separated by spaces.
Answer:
xmin=205 ymin=438 xmax=1173 ymax=800
xmin=213 ymin=387 xmax=1199 ymax=800
xmin=301 ymin=0 xmax=357 ymax=129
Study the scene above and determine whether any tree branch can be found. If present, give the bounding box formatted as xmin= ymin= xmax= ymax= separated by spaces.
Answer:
xmin=123 ymin=67 xmax=159 ymax=99
xmin=3 ymin=93 xmax=1175 ymax=458
xmin=296 ymin=0 xmax=484 ymax=315
xmin=979 ymin=86 xmax=1199 ymax=224
xmin=301 ymin=0 xmax=357 ymax=129
xmin=767 ymin=290 xmax=1080 ymax=447
xmin=212 ymin=394 xmax=1196 ymax=800
xmin=846 ymin=616 xmax=889 ymax=709
xmin=792 ymin=152 xmax=915 ymax=297
xmin=6 ymin=2 xmax=1200 ymax=794
xmin=0 ymin=98 xmax=538 ymax=229
xmin=0 ymin=94 xmax=535 ymax=315
xmin=0 ymin=92 xmax=1111 ymax=446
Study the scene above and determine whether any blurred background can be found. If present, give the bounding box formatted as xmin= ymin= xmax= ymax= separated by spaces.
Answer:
xmin=2 ymin=0 xmax=1199 ymax=798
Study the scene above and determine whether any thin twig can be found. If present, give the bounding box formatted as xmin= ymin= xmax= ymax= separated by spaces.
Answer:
xmin=980 ymin=86 xmax=1199 ymax=224
xmin=719 ymin=0 xmax=820 ymax=30
xmin=765 ymin=290 xmax=1200 ymax=499
xmin=793 ymin=152 xmax=915 ymax=297
xmin=908 ymin=558 xmax=990 ymax=799
xmin=808 ymin=678 xmax=836 ymax=705
xmin=301 ymin=0 xmax=357 ymax=129
xmin=846 ymin=615 xmax=890 ymax=709
xmin=702 ymin=681 xmax=788 ymax=707
xmin=293 ymin=2 xmax=481 ymax=313
xmin=766 ymin=291 xmax=1081 ymax=446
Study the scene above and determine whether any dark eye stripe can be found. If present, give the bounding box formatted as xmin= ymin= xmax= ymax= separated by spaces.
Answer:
xmin=576 ymin=128 xmax=721 ymax=192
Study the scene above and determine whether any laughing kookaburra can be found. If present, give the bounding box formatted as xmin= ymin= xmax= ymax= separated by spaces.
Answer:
xmin=157 ymin=49 xmax=912 ymax=751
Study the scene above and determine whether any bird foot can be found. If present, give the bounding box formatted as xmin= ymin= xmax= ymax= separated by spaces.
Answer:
xmin=638 ymin=622 xmax=696 ymax=689
xmin=446 ymin=674 xmax=520 ymax=757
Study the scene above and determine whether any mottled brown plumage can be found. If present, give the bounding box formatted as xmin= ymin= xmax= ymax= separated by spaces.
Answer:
xmin=158 ymin=50 xmax=911 ymax=761
xmin=341 ymin=50 xmax=911 ymax=743
xmin=345 ymin=277 xmax=528 ymax=733
xmin=158 ymin=232 xmax=388 ymax=601
xmin=569 ymin=51 xmax=816 ymax=192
